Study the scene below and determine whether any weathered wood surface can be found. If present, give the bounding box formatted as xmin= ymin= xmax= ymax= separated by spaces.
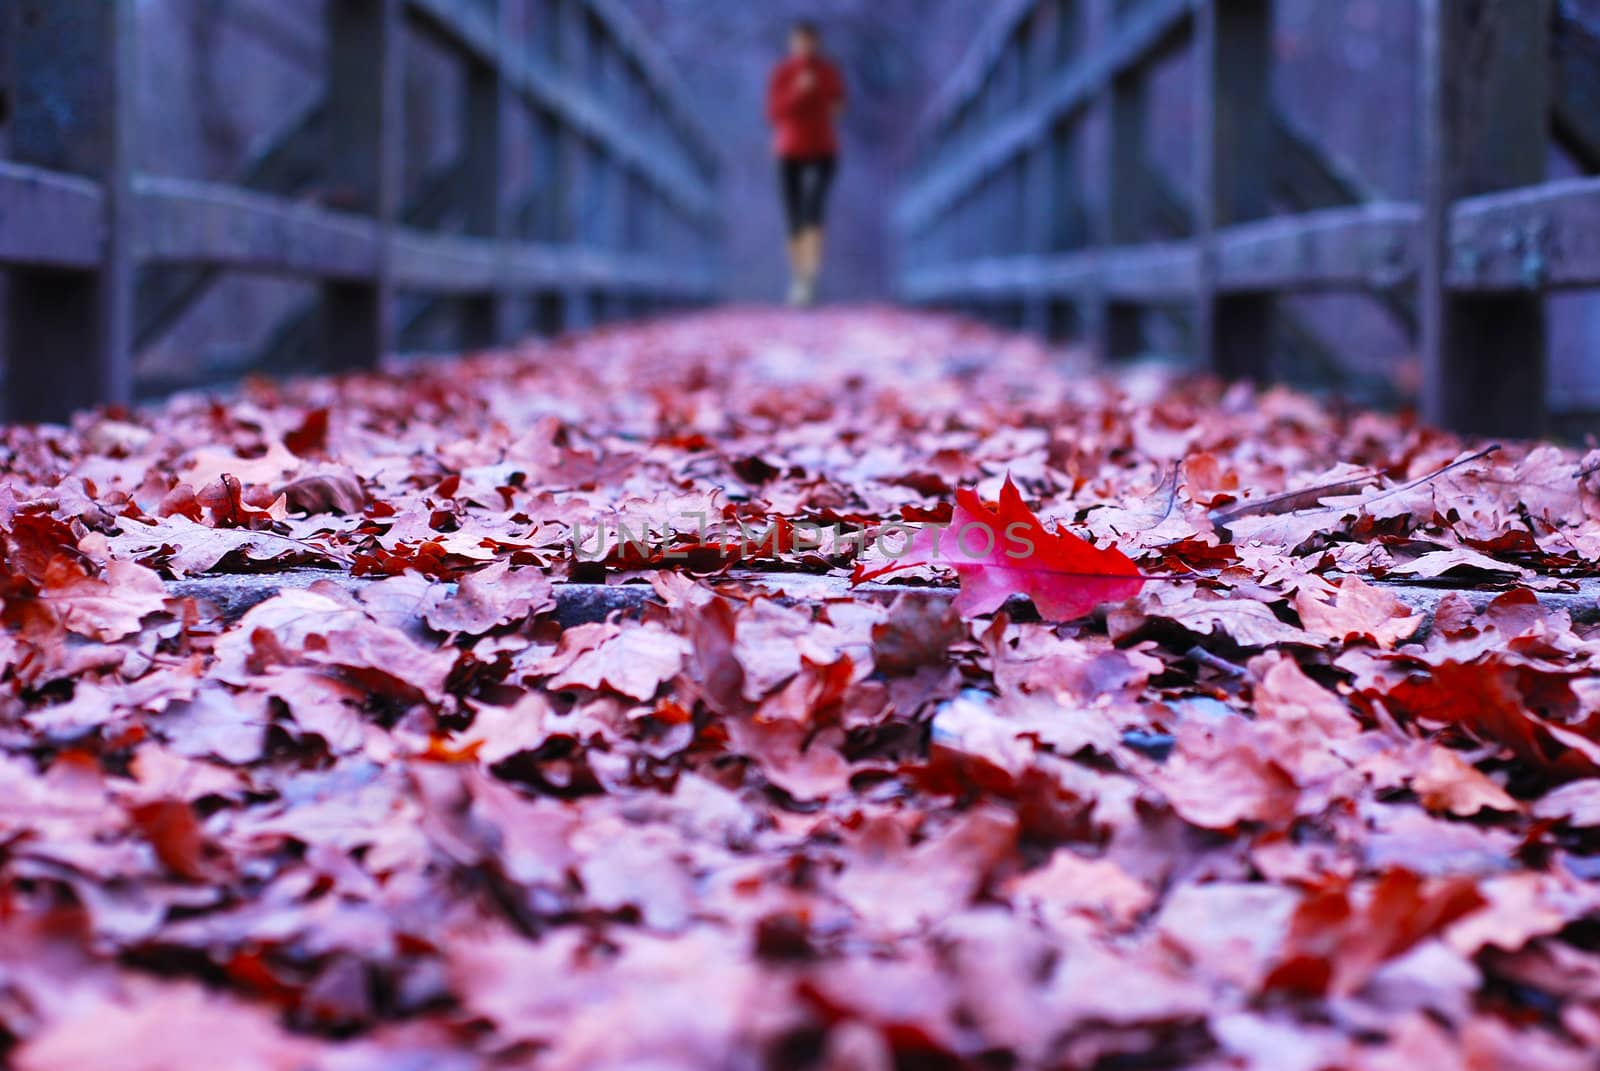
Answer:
xmin=133 ymin=97 xmax=328 ymax=351
xmin=320 ymin=0 xmax=403 ymax=374
xmin=4 ymin=0 xmax=136 ymax=423
xmin=905 ymin=187 xmax=1600 ymax=304
xmin=459 ymin=0 xmax=514 ymax=349
xmin=1098 ymin=59 xmax=1150 ymax=361
xmin=898 ymin=0 xmax=1596 ymax=438
xmin=0 ymin=0 xmax=720 ymax=416
xmin=1553 ymin=2 xmax=1600 ymax=173
xmin=1419 ymin=0 xmax=1551 ymax=438
xmin=410 ymin=0 xmax=716 ymax=223
xmin=896 ymin=0 xmax=1192 ymax=233
xmin=1449 ymin=176 xmax=1600 ymax=292
xmin=1194 ymin=0 xmax=1274 ymax=382
xmin=0 ymin=163 xmax=105 ymax=270
xmin=1215 ymin=204 xmax=1420 ymax=294
xmin=167 ymin=568 xmax=1600 ymax=632
xmin=134 ymin=178 xmax=383 ymax=280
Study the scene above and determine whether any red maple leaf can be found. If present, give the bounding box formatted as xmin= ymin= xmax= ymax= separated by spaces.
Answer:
xmin=855 ymin=476 xmax=1146 ymax=621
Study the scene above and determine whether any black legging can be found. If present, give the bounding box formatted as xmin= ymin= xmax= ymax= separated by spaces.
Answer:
xmin=780 ymin=156 xmax=837 ymax=237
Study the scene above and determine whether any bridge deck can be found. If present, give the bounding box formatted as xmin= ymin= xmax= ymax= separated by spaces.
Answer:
xmin=1 ymin=310 xmax=1598 ymax=1066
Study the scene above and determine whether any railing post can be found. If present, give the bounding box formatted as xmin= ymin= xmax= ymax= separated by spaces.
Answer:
xmin=1096 ymin=67 xmax=1148 ymax=360
xmin=558 ymin=0 xmax=593 ymax=330
xmin=1419 ymin=0 xmax=1550 ymax=437
xmin=5 ymin=0 xmax=135 ymax=422
xmin=462 ymin=0 xmax=516 ymax=349
xmin=1195 ymin=0 xmax=1274 ymax=382
xmin=526 ymin=0 xmax=564 ymax=293
xmin=1021 ymin=141 xmax=1054 ymax=336
xmin=323 ymin=0 xmax=402 ymax=372
xmin=1021 ymin=4 xmax=1054 ymax=337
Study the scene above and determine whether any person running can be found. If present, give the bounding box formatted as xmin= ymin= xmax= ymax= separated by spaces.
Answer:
xmin=767 ymin=21 xmax=845 ymax=307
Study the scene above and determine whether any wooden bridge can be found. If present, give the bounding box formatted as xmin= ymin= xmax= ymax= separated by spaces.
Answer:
xmin=1 ymin=0 xmax=1598 ymax=438
xmin=896 ymin=0 xmax=1600 ymax=439
xmin=0 ymin=0 xmax=721 ymax=422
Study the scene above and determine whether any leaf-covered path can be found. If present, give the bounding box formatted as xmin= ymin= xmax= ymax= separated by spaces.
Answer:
xmin=3 ymin=309 xmax=1600 ymax=1069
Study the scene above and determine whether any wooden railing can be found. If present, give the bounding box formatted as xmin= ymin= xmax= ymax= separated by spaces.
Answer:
xmin=894 ymin=0 xmax=1600 ymax=438
xmin=0 ymin=0 xmax=723 ymax=422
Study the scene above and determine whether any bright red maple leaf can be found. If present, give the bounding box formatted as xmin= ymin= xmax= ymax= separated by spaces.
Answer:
xmin=855 ymin=476 xmax=1146 ymax=621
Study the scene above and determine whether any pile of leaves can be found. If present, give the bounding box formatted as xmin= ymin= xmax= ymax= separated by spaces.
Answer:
xmin=2 ymin=308 xmax=1600 ymax=1069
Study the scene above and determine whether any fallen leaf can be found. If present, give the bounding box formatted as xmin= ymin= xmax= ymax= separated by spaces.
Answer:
xmin=857 ymin=475 xmax=1145 ymax=621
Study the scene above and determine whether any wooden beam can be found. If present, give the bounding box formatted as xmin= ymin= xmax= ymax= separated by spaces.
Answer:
xmin=390 ymin=233 xmax=500 ymax=293
xmin=165 ymin=569 xmax=1600 ymax=638
xmin=1216 ymin=203 xmax=1420 ymax=292
xmin=0 ymin=163 xmax=104 ymax=270
xmin=134 ymin=96 xmax=329 ymax=351
xmin=897 ymin=0 xmax=1191 ymax=234
xmin=4 ymin=0 xmax=135 ymax=423
xmin=1552 ymin=3 xmax=1600 ymax=173
xmin=1099 ymin=68 xmax=1150 ymax=360
xmin=912 ymin=0 xmax=1036 ymax=149
xmin=1419 ymin=0 xmax=1550 ymax=437
xmin=1195 ymin=0 xmax=1275 ymax=383
xmin=1100 ymin=243 xmax=1202 ymax=301
xmin=556 ymin=0 xmax=593 ymax=330
xmin=134 ymin=178 xmax=382 ymax=279
xmin=1266 ymin=109 xmax=1419 ymax=337
xmin=131 ymin=181 xmax=719 ymax=302
xmin=459 ymin=0 xmax=516 ymax=349
xmin=1270 ymin=109 xmax=1371 ymax=211
xmin=1019 ymin=141 xmax=1053 ymax=331
xmin=902 ymin=202 xmax=1429 ymax=306
xmin=403 ymin=0 xmax=717 ymax=225
xmin=1450 ymin=176 xmax=1600 ymax=291
xmin=322 ymin=0 xmax=404 ymax=373
xmin=901 ymin=245 xmax=1197 ymax=306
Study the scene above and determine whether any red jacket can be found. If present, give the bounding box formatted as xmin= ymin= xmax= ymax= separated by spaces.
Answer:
xmin=768 ymin=56 xmax=845 ymax=159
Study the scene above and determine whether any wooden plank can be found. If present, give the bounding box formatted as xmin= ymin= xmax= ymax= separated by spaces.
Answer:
xmin=390 ymin=232 xmax=500 ymax=293
xmin=1216 ymin=203 xmax=1421 ymax=292
xmin=1552 ymin=3 xmax=1600 ymax=173
xmin=911 ymin=0 xmax=1037 ymax=149
xmin=1099 ymin=243 xmax=1200 ymax=301
xmin=0 ymin=162 xmax=104 ymax=269
xmin=1419 ymin=0 xmax=1551 ymax=437
xmin=1047 ymin=118 xmax=1087 ymax=251
xmin=906 ymin=207 xmax=1422 ymax=303
xmin=1450 ymin=176 xmax=1600 ymax=291
xmin=1099 ymin=67 xmax=1148 ymax=360
xmin=409 ymin=0 xmax=720 ymax=243
xmin=897 ymin=0 xmax=1191 ymax=234
xmin=503 ymin=243 xmax=716 ymax=299
xmin=528 ymin=107 xmax=566 ymax=243
xmin=459 ymin=0 xmax=514 ymax=349
xmin=4 ymin=0 xmax=135 ymax=423
xmin=584 ymin=0 xmax=718 ymax=169
xmin=1019 ymin=140 xmax=1053 ymax=328
xmin=509 ymin=34 xmax=714 ymax=224
xmin=133 ymin=178 xmax=382 ymax=279
xmin=1195 ymin=0 xmax=1274 ymax=382
xmin=322 ymin=0 xmax=404 ymax=373
xmin=901 ymin=244 xmax=1197 ymax=305
xmin=1267 ymin=109 xmax=1418 ymax=337
xmin=134 ymin=96 xmax=329 ymax=351
xmin=1270 ymin=109 xmax=1371 ymax=211
xmin=165 ymin=570 xmax=1600 ymax=653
